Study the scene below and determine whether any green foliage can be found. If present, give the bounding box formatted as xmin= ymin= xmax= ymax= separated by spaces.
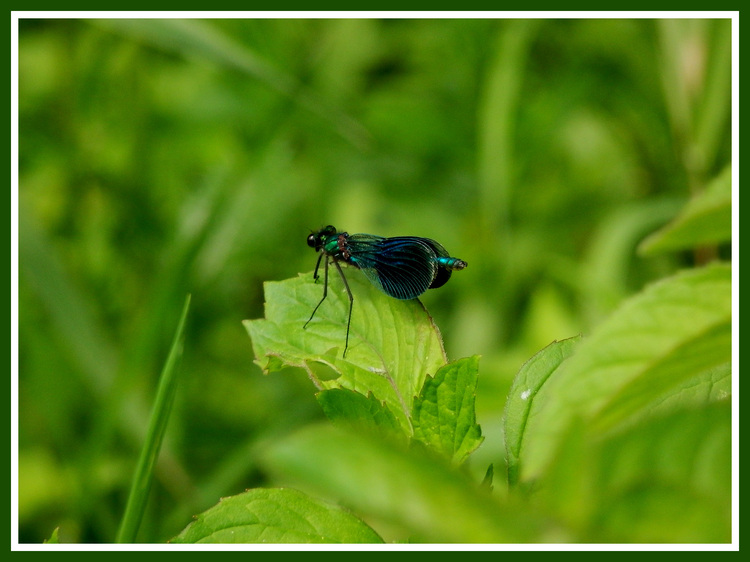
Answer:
xmin=259 ymin=424 xmax=541 ymax=544
xmin=245 ymin=271 xmax=483 ymax=464
xmin=17 ymin=17 xmax=732 ymax=544
xmin=517 ymin=264 xmax=731 ymax=483
xmin=117 ymin=295 xmax=192 ymax=543
xmin=411 ymin=355 xmax=484 ymax=465
xmin=506 ymin=265 xmax=731 ymax=543
xmin=244 ymin=272 xmax=448 ymax=431
xmin=170 ymin=488 xmax=383 ymax=544
xmin=190 ymin=260 xmax=729 ymax=544
xmin=504 ymin=335 xmax=582 ymax=487
xmin=316 ymin=388 xmax=405 ymax=444
xmin=640 ymin=165 xmax=733 ymax=254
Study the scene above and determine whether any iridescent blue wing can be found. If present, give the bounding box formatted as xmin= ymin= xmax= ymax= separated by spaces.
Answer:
xmin=345 ymin=235 xmax=438 ymax=300
xmin=419 ymin=238 xmax=454 ymax=289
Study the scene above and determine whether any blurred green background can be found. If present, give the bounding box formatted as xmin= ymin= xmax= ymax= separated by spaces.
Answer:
xmin=16 ymin=17 xmax=731 ymax=543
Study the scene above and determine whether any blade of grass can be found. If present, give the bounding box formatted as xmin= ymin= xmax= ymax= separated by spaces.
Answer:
xmin=116 ymin=294 xmax=192 ymax=544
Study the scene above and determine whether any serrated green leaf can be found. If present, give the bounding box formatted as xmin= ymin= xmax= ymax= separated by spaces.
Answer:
xmin=639 ymin=166 xmax=732 ymax=254
xmin=411 ymin=355 xmax=483 ymax=464
xmin=316 ymin=388 xmax=406 ymax=444
xmin=261 ymin=423 xmax=544 ymax=543
xmin=244 ymin=272 xmax=448 ymax=431
xmin=503 ymin=336 xmax=582 ymax=487
xmin=520 ymin=263 xmax=731 ymax=482
xmin=170 ymin=488 xmax=383 ymax=544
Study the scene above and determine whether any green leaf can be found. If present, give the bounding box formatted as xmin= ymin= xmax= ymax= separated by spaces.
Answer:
xmin=411 ymin=355 xmax=483 ymax=464
xmin=539 ymin=401 xmax=731 ymax=542
xmin=639 ymin=166 xmax=732 ymax=254
xmin=644 ymin=362 xmax=730 ymax=418
xmin=170 ymin=488 xmax=383 ymax=544
xmin=519 ymin=263 xmax=731 ymax=483
xmin=316 ymin=388 xmax=406 ymax=445
xmin=589 ymin=325 xmax=731 ymax=433
xmin=503 ymin=336 xmax=582 ymax=488
xmin=261 ymin=423 xmax=544 ymax=543
xmin=243 ymin=272 xmax=448 ymax=431
xmin=593 ymin=401 xmax=731 ymax=542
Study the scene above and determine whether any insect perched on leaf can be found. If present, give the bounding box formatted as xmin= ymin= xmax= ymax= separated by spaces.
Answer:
xmin=304 ymin=225 xmax=468 ymax=357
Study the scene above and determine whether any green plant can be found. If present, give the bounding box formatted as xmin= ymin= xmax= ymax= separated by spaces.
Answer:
xmin=17 ymin=17 xmax=732 ymax=545
xmin=170 ymin=244 xmax=730 ymax=543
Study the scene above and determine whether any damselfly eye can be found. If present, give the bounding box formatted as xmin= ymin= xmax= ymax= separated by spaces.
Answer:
xmin=307 ymin=233 xmax=317 ymax=248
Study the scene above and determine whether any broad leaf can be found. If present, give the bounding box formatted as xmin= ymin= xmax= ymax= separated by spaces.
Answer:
xmin=592 ymin=401 xmax=731 ymax=542
xmin=244 ymin=272 xmax=448 ymax=431
xmin=261 ymin=423 xmax=544 ymax=543
xmin=170 ymin=488 xmax=383 ymax=544
xmin=538 ymin=401 xmax=731 ymax=543
xmin=519 ymin=263 xmax=731 ymax=482
xmin=503 ymin=336 xmax=582 ymax=487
